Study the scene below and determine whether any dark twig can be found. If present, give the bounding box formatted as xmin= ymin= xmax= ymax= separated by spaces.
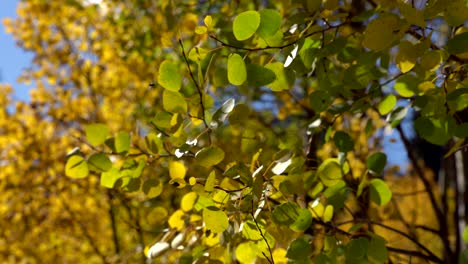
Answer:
xmin=397 ymin=125 xmax=453 ymax=261
xmin=209 ymin=23 xmax=346 ymax=52
xmin=250 ymin=201 xmax=274 ymax=264
xmin=178 ymin=39 xmax=209 ymax=128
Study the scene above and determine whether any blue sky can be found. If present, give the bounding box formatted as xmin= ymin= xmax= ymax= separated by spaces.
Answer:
xmin=0 ymin=0 xmax=33 ymax=102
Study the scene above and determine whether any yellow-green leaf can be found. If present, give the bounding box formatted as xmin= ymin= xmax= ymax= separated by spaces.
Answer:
xmin=195 ymin=146 xmax=225 ymax=167
xmin=369 ymin=179 xmax=392 ymax=206
xmin=228 ymin=53 xmax=247 ymax=85
xmin=236 ymin=242 xmax=257 ymax=264
xmin=115 ymin=131 xmax=130 ymax=153
xmin=363 ymin=14 xmax=405 ymax=51
xmin=85 ymin=123 xmax=109 ymax=146
xmin=377 ymin=94 xmax=396 ymax=115
xmin=163 ymin=90 xmax=187 ymax=113
xmin=317 ymin=159 xmax=342 ymax=187
xmin=203 ymin=206 xmax=229 ymax=233
xmin=88 ymin=153 xmax=112 ymax=172
xmin=158 ymin=60 xmax=181 ymax=91
xmin=65 ymin=155 xmax=89 ymax=179
xmin=233 ymin=11 xmax=260 ymax=41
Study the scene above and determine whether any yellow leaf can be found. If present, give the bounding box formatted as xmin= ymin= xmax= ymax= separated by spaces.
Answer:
xmin=181 ymin=192 xmax=198 ymax=212
xmin=195 ymin=25 xmax=207 ymax=34
xmin=169 ymin=161 xmax=186 ymax=179
xmin=168 ymin=210 xmax=185 ymax=231
xmin=273 ymin=248 xmax=288 ymax=264
xmin=363 ymin=14 xmax=407 ymax=51
xmin=204 ymin=15 xmax=213 ymax=27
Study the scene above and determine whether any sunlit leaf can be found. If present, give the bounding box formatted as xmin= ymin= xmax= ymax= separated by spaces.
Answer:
xmin=163 ymin=90 xmax=187 ymax=114
xmin=143 ymin=178 xmax=163 ymax=198
xmin=228 ymin=53 xmax=247 ymax=85
xmin=100 ymin=167 xmax=120 ymax=188
xmin=317 ymin=159 xmax=342 ymax=187
xmin=85 ymin=123 xmax=109 ymax=146
xmin=168 ymin=209 xmax=185 ymax=231
xmin=88 ymin=153 xmax=112 ymax=172
xmin=236 ymin=242 xmax=257 ymax=264
xmin=195 ymin=146 xmax=225 ymax=167
xmin=181 ymin=192 xmax=198 ymax=212
xmin=233 ymin=11 xmax=261 ymax=41
xmin=115 ymin=131 xmax=130 ymax=153
xmin=158 ymin=60 xmax=181 ymax=91
xmin=377 ymin=94 xmax=396 ymax=115
xmin=65 ymin=155 xmax=89 ymax=179
xmin=369 ymin=179 xmax=392 ymax=206
xmin=203 ymin=206 xmax=229 ymax=233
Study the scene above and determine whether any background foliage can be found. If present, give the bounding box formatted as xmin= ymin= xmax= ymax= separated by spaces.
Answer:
xmin=1 ymin=0 xmax=468 ymax=263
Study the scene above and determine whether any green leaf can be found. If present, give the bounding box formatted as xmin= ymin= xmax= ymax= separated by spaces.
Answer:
xmin=447 ymin=32 xmax=468 ymax=55
xmin=188 ymin=47 xmax=209 ymax=62
xmin=203 ymin=206 xmax=229 ymax=233
xmin=366 ymin=152 xmax=387 ymax=175
xmin=290 ymin=208 xmax=313 ymax=232
xmin=464 ymin=226 xmax=468 ymax=244
xmin=228 ymin=53 xmax=247 ymax=85
xmin=247 ymin=64 xmax=276 ymax=87
xmin=100 ymin=167 xmax=120 ymax=188
xmin=85 ymin=123 xmax=109 ymax=146
xmin=368 ymin=236 xmax=388 ymax=263
xmin=233 ymin=11 xmax=261 ymax=41
xmin=287 ymin=237 xmax=311 ymax=261
xmin=158 ymin=60 xmax=181 ymax=91
xmin=65 ymin=155 xmax=89 ymax=179
xmin=394 ymin=74 xmax=419 ymax=97
xmin=115 ymin=131 xmax=130 ymax=153
xmin=414 ymin=116 xmax=455 ymax=145
xmin=195 ymin=146 xmax=225 ymax=167
xmin=88 ymin=153 xmax=112 ymax=172
xmin=317 ymin=159 xmax=342 ymax=187
xmin=369 ymin=179 xmax=392 ymax=206
xmin=272 ymin=202 xmax=300 ymax=226
xmin=377 ymin=94 xmax=397 ymax=115
xmin=163 ymin=90 xmax=187 ymax=114
xmin=265 ymin=62 xmax=295 ymax=91
xmin=363 ymin=14 xmax=406 ymax=51
xmin=310 ymin=90 xmax=332 ymax=113
xmin=323 ymin=205 xmax=333 ymax=222
xmin=333 ymin=131 xmax=354 ymax=153
xmin=346 ymin=237 xmax=369 ymax=260
xmin=257 ymin=9 xmax=281 ymax=38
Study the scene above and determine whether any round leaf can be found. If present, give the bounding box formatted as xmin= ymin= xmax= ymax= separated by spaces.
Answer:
xmin=65 ymin=155 xmax=89 ymax=179
xmin=88 ymin=153 xmax=112 ymax=172
xmin=247 ymin=64 xmax=276 ymax=87
xmin=317 ymin=159 xmax=342 ymax=187
xmin=236 ymin=242 xmax=257 ymax=264
xmin=203 ymin=206 xmax=229 ymax=233
xmin=115 ymin=131 xmax=130 ymax=154
xmin=363 ymin=14 xmax=404 ymax=51
xmin=346 ymin=237 xmax=369 ymax=260
xmin=233 ymin=11 xmax=261 ymax=41
xmin=195 ymin=146 xmax=225 ymax=167
xmin=287 ymin=237 xmax=312 ymax=261
xmin=158 ymin=60 xmax=181 ymax=91
xmin=85 ymin=123 xmax=109 ymax=147
xmin=369 ymin=179 xmax=392 ymax=206
xmin=228 ymin=53 xmax=247 ymax=85
xmin=257 ymin=9 xmax=281 ymax=38
xmin=366 ymin=152 xmax=387 ymax=175
xmin=163 ymin=90 xmax=187 ymax=114
xmin=333 ymin=131 xmax=354 ymax=153
xmin=290 ymin=208 xmax=312 ymax=232
xmin=377 ymin=94 xmax=396 ymax=115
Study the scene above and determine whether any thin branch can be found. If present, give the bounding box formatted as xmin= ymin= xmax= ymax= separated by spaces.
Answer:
xmin=178 ymin=39 xmax=209 ymax=128
xmin=387 ymin=247 xmax=441 ymax=263
xmin=209 ymin=23 xmax=346 ymax=52
xmin=250 ymin=202 xmax=274 ymax=264
xmin=336 ymin=218 xmax=442 ymax=262
xmin=396 ymin=125 xmax=453 ymax=260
